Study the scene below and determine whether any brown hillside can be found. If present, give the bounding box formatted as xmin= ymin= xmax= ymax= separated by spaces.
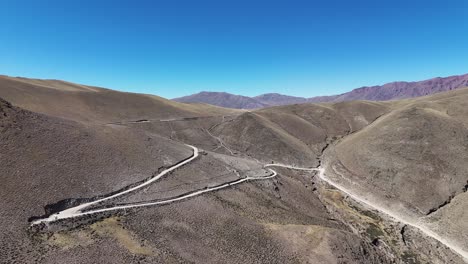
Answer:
xmin=0 ymin=75 xmax=237 ymax=123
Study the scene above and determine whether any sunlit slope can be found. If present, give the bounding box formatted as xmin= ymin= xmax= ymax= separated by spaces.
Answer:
xmin=326 ymin=87 xmax=468 ymax=254
xmin=213 ymin=101 xmax=389 ymax=166
xmin=331 ymin=87 xmax=468 ymax=215
xmin=0 ymin=75 xmax=237 ymax=123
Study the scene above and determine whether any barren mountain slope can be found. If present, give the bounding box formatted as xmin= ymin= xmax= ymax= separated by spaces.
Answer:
xmin=328 ymin=87 xmax=468 ymax=215
xmin=324 ymin=87 xmax=468 ymax=255
xmin=212 ymin=101 xmax=390 ymax=166
xmin=0 ymin=75 xmax=237 ymax=123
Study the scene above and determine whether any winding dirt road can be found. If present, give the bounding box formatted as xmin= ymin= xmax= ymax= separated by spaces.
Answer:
xmin=31 ymin=145 xmax=277 ymax=225
xmin=32 ymin=144 xmax=199 ymax=225
xmin=37 ymin=169 xmax=277 ymax=221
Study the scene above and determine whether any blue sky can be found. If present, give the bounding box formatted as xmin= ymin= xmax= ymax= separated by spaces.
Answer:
xmin=1 ymin=0 xmax=468 ymax=98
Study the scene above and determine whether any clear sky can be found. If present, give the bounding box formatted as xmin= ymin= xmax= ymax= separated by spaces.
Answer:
xmin=1 ymin=0 xmax=468 ymax=99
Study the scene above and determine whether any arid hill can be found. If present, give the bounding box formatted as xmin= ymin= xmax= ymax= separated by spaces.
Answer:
xmin=324 ymin=88 xmax=468 ymax=256
xmin=212 ymin=101 xmax=390 ymax=166
xmin=0 ymin=75 xmax=237 ymax=123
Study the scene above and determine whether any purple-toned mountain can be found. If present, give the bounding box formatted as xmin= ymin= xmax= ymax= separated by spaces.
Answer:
xmin=173 ymin=91 xmax=268 ymax=109
xmin=173 ymin=73 xmax=468 ymax=109
xmin=321 ymin=73 xmax=468 ymax=102
xmin=253 ymin=93 xmax=307 ymax=106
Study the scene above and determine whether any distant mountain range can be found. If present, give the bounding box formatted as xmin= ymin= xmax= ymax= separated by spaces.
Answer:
xmin=173 ymin=73 xmax=468 ymax=109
